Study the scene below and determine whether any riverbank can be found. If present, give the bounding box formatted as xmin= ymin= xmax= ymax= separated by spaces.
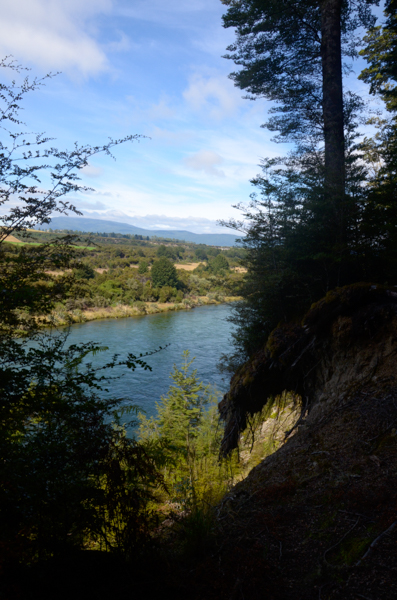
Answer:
xmin=45 ymin=295 xmax=241 ymax=327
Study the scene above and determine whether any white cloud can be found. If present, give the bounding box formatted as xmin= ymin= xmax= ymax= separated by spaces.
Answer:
xmin=184 ymin=150 xmax=225 ymax=177
xmin=116 ymin=0 xmax=222 ymax=28
xmin=105 ymin=30 xmax=131 ymax=53
xmin=67 ymin=209 xmax=230 ymax=234
xmin=0 ymin=0 xmax=113 ymax=76
xmin=146 ymin=97 xmax=176 ymax=120
xmin=81 ymin=164 xmax=104 ymax=178
xmin=183 ymin=73 xmax=242 ymax=120
xmin=150 ymin=127 xmax=193 ymax=145
xmin=76 ymin=199 xmax=109 ymax=210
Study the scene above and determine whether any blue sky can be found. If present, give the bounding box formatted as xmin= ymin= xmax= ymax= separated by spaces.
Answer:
xmin=0 ymin=0 xmax=386 ymax=234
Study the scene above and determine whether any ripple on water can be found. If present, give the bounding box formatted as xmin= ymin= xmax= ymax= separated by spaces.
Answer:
xmin=62 ymin=304 xmax=235 ymax=418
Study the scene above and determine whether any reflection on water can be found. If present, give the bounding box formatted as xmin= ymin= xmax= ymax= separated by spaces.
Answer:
xmin=62 ymin=304 xmax=235 ymax=418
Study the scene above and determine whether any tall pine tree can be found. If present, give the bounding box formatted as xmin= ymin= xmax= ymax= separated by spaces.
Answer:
xmin=220 ymin=0 xmax=382 ymax=363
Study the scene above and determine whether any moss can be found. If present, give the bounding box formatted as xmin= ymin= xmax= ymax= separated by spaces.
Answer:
xmin=373 ymin=429 xmax=397 ymax=452
xmin=318 ymin=511 xmax=337 ymax=531
xmin=303 ymin=282 xmax=392 ymax=333
xmin=242 ymin=373 xmax=255 ymax=386
xmin=265 ymin=321 xmax=302 ymax=360
xmin=338 ymin=535 xmax=371 ymax=566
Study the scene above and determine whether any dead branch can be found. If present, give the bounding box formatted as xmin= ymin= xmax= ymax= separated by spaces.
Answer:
xmin=355 ymin=519 xmax=397 ymax=566
xmin=323 ymin=518 xmax=360 ymax=568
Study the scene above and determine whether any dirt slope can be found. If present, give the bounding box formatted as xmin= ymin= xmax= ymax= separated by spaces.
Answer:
xmin=176 ymin=284 xmax=397 ymax=599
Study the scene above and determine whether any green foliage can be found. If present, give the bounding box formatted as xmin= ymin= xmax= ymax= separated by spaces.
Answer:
xmin=73 ymin=263 xmax=96 ymax=280
xmin=138 ymin=352 xmax=233 ymax=510
xmin=156 ymin=244 xmax=175 ymax=260
xmin=221 ymin=0 xmax=376 ymax=150
xmin=0 ymin=60 xmax=164 ymax=565
xmin=151 ymin=257 xmax=179 ymax=289
xmin=9 ymin=229 xmax=243 ymax=311
xmin=358 ymin=1 xmax=397 ymax=256
xmin=218 ymin=0 xmax=384 ymax=364
xmin=0 ymin=322 xmax=163 ymax=561
xmin=138 ymin=259 xmax=148 ymax=274
xmin=221 ymin=125 xmax=382 ymax=362
xmin=194 ymin=246 xmax=208 ymax=261
xmin=360 ymin=0 xmax=397 ymax=112
xmin=158 ymin=285 xmax=177 ymax=303
xmin=209 ymin=253 xmax=229 ymax=274
xmin=125 ymin=278 xmax=144 ymax=301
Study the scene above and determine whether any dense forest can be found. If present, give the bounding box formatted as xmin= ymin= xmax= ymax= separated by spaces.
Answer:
xmin=1 ymin=0 xmax=397 ymax=598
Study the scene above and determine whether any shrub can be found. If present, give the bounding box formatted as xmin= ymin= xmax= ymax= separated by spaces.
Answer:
xmin=138 ymin=260 xmax=148 ymax=274
xmin=209 ymin=254 xmax=229 ymax=274
xmin=151 ymin=258 xmax=178 ymax=288
xmin=159 ymin=286 xmax=176 ymax=303
xmin=73 ymin=264 xmax=96 ymax=280
xmin=156 ymin=245 xmax=175 ymax=260
xmin=138 ymin=352 xmax=232 ymax=511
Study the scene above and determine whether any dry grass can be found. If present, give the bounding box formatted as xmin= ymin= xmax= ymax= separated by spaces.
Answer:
xmin=175 ymin=263 xmax=204 ymax=271
xmin=46 ymin=296 xmax=241 ymax=327
xmin=3 ymin=234 xmax=22 ymax=243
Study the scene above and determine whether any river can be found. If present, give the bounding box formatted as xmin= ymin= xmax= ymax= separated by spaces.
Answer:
xmin=62 ymin=303 xmax=235 ymax=419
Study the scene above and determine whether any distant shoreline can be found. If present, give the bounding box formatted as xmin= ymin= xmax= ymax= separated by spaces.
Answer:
xmin=44 ymin=295 xmax=241 ymax=328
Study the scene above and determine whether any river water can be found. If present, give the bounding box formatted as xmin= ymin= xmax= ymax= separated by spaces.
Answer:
xmin=62 ymin=304 xmax=235 ymax=419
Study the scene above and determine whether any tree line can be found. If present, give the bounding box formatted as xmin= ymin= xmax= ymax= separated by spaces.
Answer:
xmin=220 ymin=0 xmax=397 ymax=365
xmin=3 ymin=231 xmax=243 ymax=324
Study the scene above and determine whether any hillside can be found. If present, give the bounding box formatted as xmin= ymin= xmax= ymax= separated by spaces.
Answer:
xmin=38 ymin=216 xmax=241 ymax=247
xmin=6 ymin=287 xmax=397 ymax=600
xmin=171 ymin=284 xmax=397 ymax=599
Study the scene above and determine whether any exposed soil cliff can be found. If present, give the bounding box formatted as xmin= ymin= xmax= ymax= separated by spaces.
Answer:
xmin=219 ymin=283 xmax=397 ymax=455
xmin=175 ymin=284 xmax=397 ymax=599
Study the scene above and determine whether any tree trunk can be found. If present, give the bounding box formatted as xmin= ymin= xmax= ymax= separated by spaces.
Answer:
xmin=320 ymin=0 xmax=345 ymax=241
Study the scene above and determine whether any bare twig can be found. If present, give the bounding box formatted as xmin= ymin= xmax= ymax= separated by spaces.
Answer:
xmin=338 ymin=509 xmax=369 ymax=519
xmin=323 ymin=518 xmax=360 ymax=567
xmin=254 ymin=527 xmax=268 ymax=538
xmin=285 ymin=397 xmax=308 ymax=438
xmin=355 ymin=520 xmax=397 ymax=566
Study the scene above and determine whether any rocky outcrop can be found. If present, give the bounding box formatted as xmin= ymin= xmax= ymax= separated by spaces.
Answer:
xmin=219 ymin=283 xmax=397 ymax=455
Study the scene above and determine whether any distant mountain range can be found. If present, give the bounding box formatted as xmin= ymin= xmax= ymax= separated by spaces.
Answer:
xmin=39 ymin=217 xmax=242 ymax=247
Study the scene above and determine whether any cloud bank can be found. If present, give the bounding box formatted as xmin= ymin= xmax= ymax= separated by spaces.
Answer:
xmin=0 ymin=0 xmax=112 ymax=76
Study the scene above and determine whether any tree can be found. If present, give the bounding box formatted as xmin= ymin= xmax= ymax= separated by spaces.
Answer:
xmin=359 ymin=0 xmax=397 ymax=112
xmin=0 ymin=58 xmax=141 ymax=333
xmin=138 ymin=351 xmax=222 ymax=507
xmin=0 ymin=59 xmax=162 ymax=564
xmin=138 ymin=259 xmax=149 ymax=274
xmin=218 ymin=1 xmax=385 ymax=363
xmin=195 ymin=246 xmax=208 ymax=261
xmin=356 ymin=0 xmax=397 ymax=281
xmin=156 ymin=244 xmax=175 ymax=260
xmin=151 ymin=257 xmax=178 ymax=288
xmin=221 ymin=0 xmax=378 ymax=239
xmin=0 ymin=334 xmax=160 ymax=560
xmin=209 ymin=253 xmax=229 ymax=274
xmin=74 ymin=263 xmax=96 ymax=280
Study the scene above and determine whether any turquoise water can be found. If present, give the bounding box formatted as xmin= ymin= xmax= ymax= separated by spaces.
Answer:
xmin=62 ymin=304 xmax=235 ymax=418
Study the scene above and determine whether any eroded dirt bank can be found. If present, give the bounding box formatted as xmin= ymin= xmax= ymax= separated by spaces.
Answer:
xmin=173 ymin=284 xmax=397 ymax=599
